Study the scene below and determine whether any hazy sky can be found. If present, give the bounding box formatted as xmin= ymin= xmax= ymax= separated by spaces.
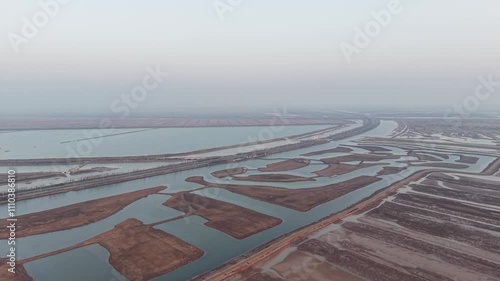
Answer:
xmin=1 ymin=0 xmax=499 ymax=116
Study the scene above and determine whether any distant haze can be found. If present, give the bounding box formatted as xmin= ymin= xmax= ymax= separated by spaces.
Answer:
xmin=1 ymin=0 xmax=499 ymax=116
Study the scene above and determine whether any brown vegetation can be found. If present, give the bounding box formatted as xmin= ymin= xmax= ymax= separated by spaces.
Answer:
xmin=211 ymin=167 xmax=247 ymax=178
xmin=90 ymin=219 xmax=204 ymax=281
xmin=166 ymin=193 xmax=281 ymax=239
xmin=259 ymin=159 xmax=310 ymax=172
xmin=377 ymin=166 xmax=407 ymax=176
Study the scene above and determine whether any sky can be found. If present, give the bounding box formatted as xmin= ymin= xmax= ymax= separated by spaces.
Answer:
xmin=1 ymin=0 xmax=499 ymax=116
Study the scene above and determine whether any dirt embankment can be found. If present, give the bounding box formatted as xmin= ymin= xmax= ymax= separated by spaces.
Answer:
xmin=188 ymin=176 xmax=381 ymax=212
xmin=165 ymin=193 xmax=282 ymax=239
xmin=211 ymin=167 xmax=247 ymax=178
xmin=301 ymin=147 xmax=353 ymax=156
xmin=233 ymin=174 xmax=314 ymax=182
xmin=90 ymin=219 xmax=204 ymax=281
xmin=0 ymin=186 xmax=165 ymax=239
xmin=314 ymin=163 xmax=381 ymax=177
xmin=259 ymin=159 xmax=310 ymax=172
